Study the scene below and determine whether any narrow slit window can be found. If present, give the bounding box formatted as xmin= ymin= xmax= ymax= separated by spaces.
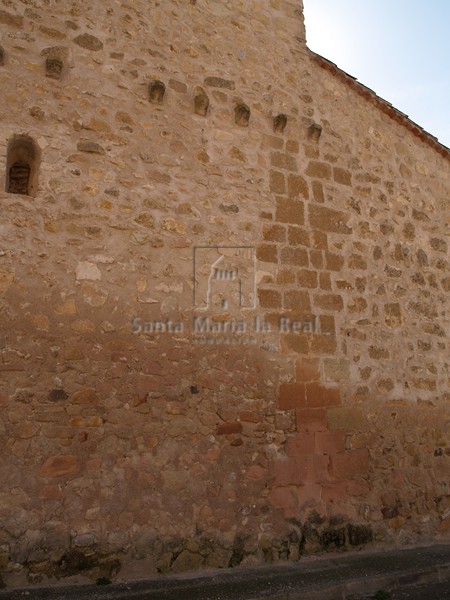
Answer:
xmin=5 ymin=135 xmax=40 ymax=197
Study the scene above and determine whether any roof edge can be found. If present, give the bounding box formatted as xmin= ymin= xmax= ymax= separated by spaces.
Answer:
xmin=310 ymin=51 xmax=450 ymax=162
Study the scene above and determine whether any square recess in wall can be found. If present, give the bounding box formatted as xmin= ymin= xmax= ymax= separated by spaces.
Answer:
xmin=193 ymin=246 xmax=256 ymax=311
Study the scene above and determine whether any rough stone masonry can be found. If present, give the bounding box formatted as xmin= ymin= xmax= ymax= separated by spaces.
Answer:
xmin=0 ymin=0 xmax=448 ymax=587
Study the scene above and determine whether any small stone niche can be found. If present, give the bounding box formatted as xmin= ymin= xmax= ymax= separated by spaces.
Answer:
xmin=273 ymin=114 xmax=287 ymax=134
xmin=41 ymin=46 xmax=71 ymax=80
xmin=0 ymin=46 xmax=5 ymax=66
xmin=308 ymin=123 xmax=322 ymax=142
xmin=148 ymin=80 xmax=165 ymax=104
xmin=45 ymin=56 xmax=64 ymax=80
xmin=5 ymin=135 xmax=40 ymax=197
xmin=194 ymin=92 xmax=209 ymax=116
xmin=235 ymin=103 xmax=250 ymax=127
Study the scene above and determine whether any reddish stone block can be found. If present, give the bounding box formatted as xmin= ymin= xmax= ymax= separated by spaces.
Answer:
xmin=111 ymin=352 xmax=127 ymax=362
xmin=331 ymin=449 xmax=370 ymax=479
xmin=321 ymin=481 xmax=347 ymax=503
xmin=167 ymin=347 xmax=186 ymax=361
xmin=326 ymin=251 xmax=345 ymax=271
xmin=269 ymin=487 xmax=297 ymax=515
xmin=288 ymin=226 xmax=309 ymax=247
xmin=312 ymin=180 xmax=324 ymax=202
xmin=347 ymin=478 xmax=370 ymax=496
xmin=333 ymin=167 xmax=352 ymax=186
xmin=313 ymin=293 xmax=344 ymax=311
xmin=273 ymin=457 xmax=307 ymax=486
xmin=216 ymin=421 xmax=242 ymax=435
xmin=437 ymin=517 xmax=450 ymax=532
xmin=311 ymin=230 xmax=328 ymax=250
xmin=315 ymin=430 xmax=345 ymax=454
xmin=277 ymin=269 xmax=296 ymax=285
xmin=269 ymin=170 xmax=286 ymax=194
xmin=280 ymin=246 xmax=308 ymax=266
xmin=39 ymin=485 xmax=64 ymax=500
xmin=204 ymin=447 xmax=220 ymax=462
xmin=271 ymin=151 xmax=297 ymax=171
xmin=263 ymin=224 xmax=286 ymax=243
xmin=72 ymin=389 xmax=99 ymax=404
xmin=278 ymin=382 xmax=306 ymax=410
xmin=282 ymin=333 xmax=310 ymax=354
xmin=258 ymin=288 xmax=282 ymax=308
xmin=306 ymin=382 xmax=341 ymax=407
xmin=295 ymin=483 xmax=322 ymax=508
xmin=287 ymin=433 xmax=315 ymax=455
xmin=296 ymin=408 xmax=328 ymax=432
xmin=296 ymin=356 xmax=320 ymax=382
xmin=297 ymin=269 xmax=318 ymax=289
xmin=257 ymin=243 xmax=278 ymax=263
xmin=39 ymin=455 xmax=79 ymax=478
xmin=287 ymin=174 xmax=309 ymax=198
xmin=136 ymin=375 xmax=160 ymax=393
xmin=141 ymin=361 xmax=164 ymax=375
xmin=305 ymin=161 xmax=331 ymax=180
xmin=284 ymin=290 xmax=311 ymax=311
xmin=245 ymin=465 xmax=267 ymax=480
xmin=319 ymin=272 xmax=332 ymax=290
xmin=0 ymin=363 xmax=24 ymax=371
xmin=239 ymin=410 xmax=262 ymax=423
xmin=319 ymin=315 xmax=335 ymax=335
xmin=309 ymin=334 xmax=337 ymax=354
xmin=286 ymin=140 xmax=300 ymax=154
xmin=309 ymin=204 xmax=351 ymax=234
xmin=86 ymin=458 xmax=102 ymax=473
xmin=304 ymin=454 xmax=330 ymax=483
xmin=310 ymin=249 xmax=323 ymax=269
xmin=276 ymin=198 xmax=305 ymax=225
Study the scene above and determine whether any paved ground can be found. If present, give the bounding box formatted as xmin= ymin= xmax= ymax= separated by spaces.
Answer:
xmin=389 ymin=580 xmax=450 ymax=599
xmin=352 ymin=579 xmax=450 ymax=599
xmin=1 ymin=543 xmax=449 ymax=599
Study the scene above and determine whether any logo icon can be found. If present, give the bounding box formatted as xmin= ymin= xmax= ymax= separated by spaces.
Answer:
xmin=193 ymin=246 xmax=256 ymax=310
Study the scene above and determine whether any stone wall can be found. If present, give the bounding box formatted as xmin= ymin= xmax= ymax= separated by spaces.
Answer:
xmin=0 ymin=0 xmax=448 ymax=586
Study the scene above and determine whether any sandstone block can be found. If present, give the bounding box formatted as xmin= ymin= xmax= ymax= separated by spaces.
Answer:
xmin=330 ymin=449 xmax=369 ymax=479
xmin=315 ymin=431 xmax=345 ymax=454
xmin=280 ymin=246 xmax=308 ymax=266
xmin=333 ymin=167 xmax=352 ymax=185
xmin=313 ymin=294 xmax=343 ymax=311
xmin=0 ymin=9 xmax=23 ymax=28
xmin=258 ymin=288 xmax=281 ymax=308
xmin=257 ymin=243 xmax=278 ymax=263
xmin=73 ymin=33 xmax=103 ymax=51
xmin=287 ymin=174 xmax=309 ymax=198
xmin=288 ymin=226 xmax=309 ymax=246
xmin=278 ymin=383 xmax=306 ymax=410
xmin=284 ymin=290 xmax=311 ymax=311
xmin=269 ymin=170 xmax=286 ymax=194
xmin=276 ymin=198 xmax=304 ymax=225
xmin=326 ymin=407 xmax=366 ymax=431
xmin=305 ymin=161 xmax=331 ymax=179
xmin=296 ymin=408 xmax=328 ymax=432
xmin=306 ymin=383 xmax=341 ymax=408
xmin=39 ymin=455 xmax=79 ymax=478
xmin=204 ymin=76 xmax=235 ymax=89
xmin=216 ymin=421 xmax=242 ymax=435
xmin=270 ymin=152 xmax=297 ymax=171
xmin=309 ymin=205 xmax=351 ymax=234
xmin=263 ymin=224 xmax=286 ymax=243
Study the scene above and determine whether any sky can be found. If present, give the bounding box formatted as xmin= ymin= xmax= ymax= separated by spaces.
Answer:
xmin=303 ymin=0 xmax=450 ymax=148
